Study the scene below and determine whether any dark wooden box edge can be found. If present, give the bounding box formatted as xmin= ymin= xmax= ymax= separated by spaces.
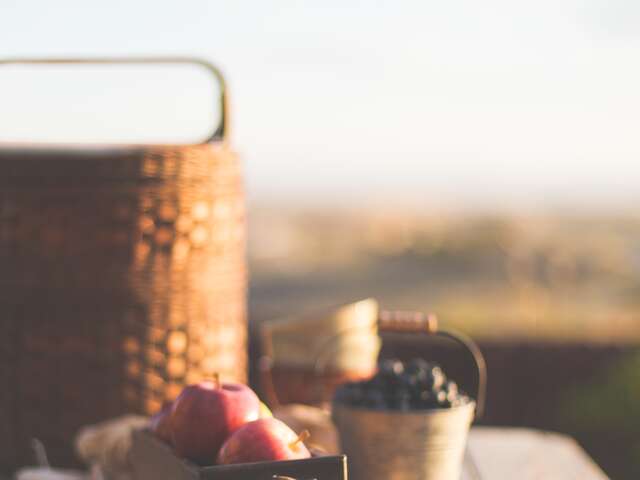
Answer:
xmin=131 ymin=429 xmax=347 ymax=480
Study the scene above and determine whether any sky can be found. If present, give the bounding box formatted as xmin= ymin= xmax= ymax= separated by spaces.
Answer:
xmin=1 ymin=1 xmax=640 ymax=211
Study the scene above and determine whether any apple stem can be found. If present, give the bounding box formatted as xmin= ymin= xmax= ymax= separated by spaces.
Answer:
xmin=289 ymin=430 xmax=310 ymax=449
xmin=212 ymin=372 xmax=220 ymax=388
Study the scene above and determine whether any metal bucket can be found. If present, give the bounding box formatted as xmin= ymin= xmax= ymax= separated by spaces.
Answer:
xmin=333 ymin=402 xmax=475 ymax=480
xmin=331 ymin=311 xmax=486 ymax=480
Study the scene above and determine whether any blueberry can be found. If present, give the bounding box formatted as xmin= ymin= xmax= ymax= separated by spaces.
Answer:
xmin=406 ymin=359 xmax=430 ymax=375
xmin=370 ymin=374 xmax=388 ymax=390
xmin=394 ymin=393 xmax=412 ymax=411
xmin=420 ymin=398 xmax=438 ymax=409
xmin=443 ymin=383 xmax=458 ymax=402
xmin=365 ymin=390 xmax=387 ymax=409
xmin=407 ymin=392 xmax=424 ymax=409
xmin=396 ymin=397 xmax=411 ymax=412
xmin=445 ymin=380 xmax=458 ymax=395
xmin=429 ymin=366 xmax=446 ymax=390
xmin=333 ymin=384 xmax=350 ymax=402
xmin=451 ymin=397 xmax=467 ymax=408
xmin=400 ymin=371 xmax=414 ymax=385
xmin=334 ymin=385 xmax=354 ymax=405
xmin=418 ymin=390 xmax=431 ymax=402
xmin=336 ymin=358 xmax=469 ymax=411
xmin=379 ymin=359 xmax=405 ymax=378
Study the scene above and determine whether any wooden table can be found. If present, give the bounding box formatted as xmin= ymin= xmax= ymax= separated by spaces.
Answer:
xmin=6 ymin=427 xmax=609 ymax=480
xmin=463 ymin=427 xmax=608 ymax=479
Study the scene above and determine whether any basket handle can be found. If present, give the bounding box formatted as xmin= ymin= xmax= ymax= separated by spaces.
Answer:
xmin=260 ymin=310 xmax=487 ymax=418
xmin=0 ymin=56 xmax=229 ymax=143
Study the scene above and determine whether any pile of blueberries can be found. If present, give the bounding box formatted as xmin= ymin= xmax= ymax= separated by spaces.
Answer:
xmin=333 ymin=358 xmax=470 ymax=410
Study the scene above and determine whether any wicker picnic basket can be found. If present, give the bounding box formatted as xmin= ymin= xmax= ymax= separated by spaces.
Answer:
xmin=0 ymin=58 xmax=248 ymax=471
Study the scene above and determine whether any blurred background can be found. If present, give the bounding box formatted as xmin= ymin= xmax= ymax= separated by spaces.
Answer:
xmin=2 ymin=1 xmax=640 ymax=477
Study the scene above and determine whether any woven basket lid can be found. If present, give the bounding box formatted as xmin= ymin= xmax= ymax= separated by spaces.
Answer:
xmin=0 ymin=142 xmax=233 ymax=186
xmin=263 ymin=298 xmax=381 ymax=373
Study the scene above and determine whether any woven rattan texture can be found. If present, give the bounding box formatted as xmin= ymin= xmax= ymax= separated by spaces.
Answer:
xmin=0 ymin=143 xmax=247 ymax=471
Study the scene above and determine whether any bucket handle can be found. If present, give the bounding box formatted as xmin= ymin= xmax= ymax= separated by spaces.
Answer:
xmin=376 ymin=311 xmax=486 ymax=418
xmin=259 ymin=310 xmax=487 ymax=418
xmin=0 ymin=56 xmax=229 ymax=143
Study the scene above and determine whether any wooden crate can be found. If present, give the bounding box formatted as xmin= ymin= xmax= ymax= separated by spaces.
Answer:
xmin=131 ymin=430 xmax=348 ymax=480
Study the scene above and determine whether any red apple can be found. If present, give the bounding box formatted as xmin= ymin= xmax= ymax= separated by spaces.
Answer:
xmin=217 ymin=418 xmax=311 ymax=465
xmin=171 ymin=378 xmax=260 ymax=464
xmin=150 ymin=402 xmax=173 ymax=445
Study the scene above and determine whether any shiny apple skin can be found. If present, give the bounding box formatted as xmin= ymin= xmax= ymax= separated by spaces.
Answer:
xmin=217 ymin=418 xmax=311 ymax=465
xmin=171 ymin=381 xmax=261 ymax=464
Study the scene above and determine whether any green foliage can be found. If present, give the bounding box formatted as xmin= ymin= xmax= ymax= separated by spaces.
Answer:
xmin=557 ymin=351 xmax=640 ymax=478
xmin=558 ymin=351 xmax=640 ymax=432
